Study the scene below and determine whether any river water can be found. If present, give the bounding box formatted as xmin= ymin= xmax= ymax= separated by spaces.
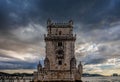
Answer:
xmin=82 ymin=76 xmax=120 ymax=82
xmin=0 ymin=76 xmax=120 ymax=82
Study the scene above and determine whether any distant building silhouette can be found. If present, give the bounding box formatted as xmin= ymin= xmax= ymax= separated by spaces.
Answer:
xmin=34 ymin=19 xmax=83 ymax=82
xmin=112 ymin=73 xmax=118 ymax=76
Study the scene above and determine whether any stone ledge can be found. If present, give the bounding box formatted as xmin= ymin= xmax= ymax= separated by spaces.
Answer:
xmin=31 ymin=80 xmax=82 ymax=82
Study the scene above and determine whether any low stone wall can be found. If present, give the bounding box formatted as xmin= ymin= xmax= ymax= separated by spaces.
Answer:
xmin=0 ymin=76 xmax=33 ymax=82
xmin=32 ymin=80 xmax=82 ymax=82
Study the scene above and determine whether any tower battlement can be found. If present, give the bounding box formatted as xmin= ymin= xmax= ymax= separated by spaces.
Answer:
xmin=47 ymin=19 xmax=73 ymax=27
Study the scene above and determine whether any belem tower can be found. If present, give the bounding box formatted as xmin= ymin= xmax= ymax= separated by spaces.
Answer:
xmin=34 ymin=19 xmax=83 ymax=82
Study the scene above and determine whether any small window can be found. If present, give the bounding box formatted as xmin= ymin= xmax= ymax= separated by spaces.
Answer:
xmin=58 ymin=61 xmax=62 ymax=65
xmin=58 ymin=50 xmax=63 ymax=54
xmin=59 ymin=31 xmax=62 ymax=35
xmin=58 ymin=42 xmax=62 ymax=46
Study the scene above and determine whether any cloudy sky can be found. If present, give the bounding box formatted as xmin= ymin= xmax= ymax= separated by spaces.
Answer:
xmin=0 ymin=0 xmax=120 ymax=75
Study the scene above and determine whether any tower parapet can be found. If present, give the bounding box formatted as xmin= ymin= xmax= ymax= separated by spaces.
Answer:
xmin=47 ymin=19 xmax=73 ymax=27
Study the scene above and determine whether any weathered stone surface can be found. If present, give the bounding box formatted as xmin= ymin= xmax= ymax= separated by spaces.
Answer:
xmin=34 ymin=19 xmax=83 ymax=82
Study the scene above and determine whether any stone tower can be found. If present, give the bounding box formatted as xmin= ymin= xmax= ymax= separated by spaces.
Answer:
xmin=34 ymin=19 xmax=83 ymax=82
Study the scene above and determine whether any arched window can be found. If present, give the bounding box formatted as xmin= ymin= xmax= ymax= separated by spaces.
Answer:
xmin=70 ymin=57 xmax=76 ymax=69
xmin=57 ymin=50 xmax=64 ymax=54
xmin=59 ymin=31 xmax=62 ymax=35
xmin=58 ymin=60 xmax=62 ymax=65
xmin=58 ymin=42 xmax=62 ymax=46
xmin=44 ymin=57 xmax=50 ymax=69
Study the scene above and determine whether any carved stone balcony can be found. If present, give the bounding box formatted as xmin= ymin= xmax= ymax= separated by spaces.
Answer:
xmin=44 ymin=34 xmax=76 ymax=41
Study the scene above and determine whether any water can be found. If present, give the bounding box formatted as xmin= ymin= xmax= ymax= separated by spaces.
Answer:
xmin=0 ymin=76 xmax=120 ymax=82
xmin=82 ymin=76 xmax=120 ymax=82
xmin=0 ymin=79 xmax=32 ymax=82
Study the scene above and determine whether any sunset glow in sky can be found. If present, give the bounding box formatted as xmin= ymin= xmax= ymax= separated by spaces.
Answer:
xmin=0 ymin=0 xmax=120 ymax=75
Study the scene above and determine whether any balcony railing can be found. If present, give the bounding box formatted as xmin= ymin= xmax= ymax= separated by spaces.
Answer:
xmin=44 ymin=34 xmax=76 ymax=40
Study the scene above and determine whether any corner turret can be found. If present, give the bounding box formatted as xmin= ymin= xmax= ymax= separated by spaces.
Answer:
xmin=78 ymin=61 xmax=83 ymax=76
xmin=69 ymin=20 xmax=73 ymax=26
xmin=47 ymin=18 xmax=52 ymax=26
xmin=37 ymin=61 xmax=42 ymax=71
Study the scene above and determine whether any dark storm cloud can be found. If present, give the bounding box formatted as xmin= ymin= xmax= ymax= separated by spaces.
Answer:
xmin=0 ymin=0 xmax=42 ymax=29
xmin=85 ymin=58 xmax=106 ymax=65
xmin=34 ymin=0 xmax=119 ymax=25
xmin=0 ymin=0 xmax=120 ymax=29
xmin=0 ymin=59 xmax=44 ymax=69
xmin=80 ymin=53 xmax=108 ymax=65
xmin=0 ymin=61 xmax=36 ymax=69
xmin=0 ymin=0 xmax=120 ymax=70
xmin=40 ymin=0 xmax=110 ymax=23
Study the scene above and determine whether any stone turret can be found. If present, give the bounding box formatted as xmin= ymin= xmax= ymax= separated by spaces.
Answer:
xmin=78 ymin=61 xmax=83 ymax=74
xmin=69 ymin=20 xmax=73 ymax=25
xmin=47 ymin=18 xmax=52 ymax=25
xmin=37 ymin=61 xmax=42 ymax=71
